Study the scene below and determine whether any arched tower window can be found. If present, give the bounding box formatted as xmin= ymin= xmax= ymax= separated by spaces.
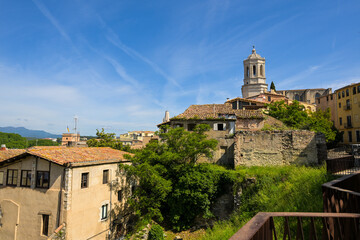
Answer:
xmin=253 ymin=65 xmax=256 ymax=76
xmin=260 ymin=65 xmax=264 ymax=76
xmin=295 ymin=94 xmax=300 ymax=101
xmin=246 ymin=67 xmax=249 ymax=77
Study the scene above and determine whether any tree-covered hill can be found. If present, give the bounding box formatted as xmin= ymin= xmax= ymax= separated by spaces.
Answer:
xmin=0 ymin=131 xmax=59 ymax=149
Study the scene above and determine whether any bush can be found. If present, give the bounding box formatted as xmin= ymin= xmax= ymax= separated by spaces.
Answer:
xmin=148 ymin=224 xmax=164 ymax=240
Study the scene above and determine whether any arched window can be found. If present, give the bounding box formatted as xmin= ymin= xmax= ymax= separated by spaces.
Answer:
xmin=315 ymin=93 xmax=321 ymax=99
xmin=253 ymin=65 xmax=256 ymax=76
xmin=246 ymin=67 xmax=249 ymax=77
xmin=295 ymin=94 xmax=300 ymax=101
xmin=260 ymin=65 xmax=263 ymax=76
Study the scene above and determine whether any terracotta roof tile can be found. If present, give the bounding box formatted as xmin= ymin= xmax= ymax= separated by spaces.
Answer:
xmin=0 ymin=149 xmax=26 ymax=162
xmin=0 ymin=146 xmax=131 ymax=166
xmin=172 ymin=104 xmax=264 ymax=120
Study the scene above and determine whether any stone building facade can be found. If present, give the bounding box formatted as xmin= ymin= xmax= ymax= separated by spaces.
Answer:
xmin=234 ymin=130 xmax=326 ymax=167
xmin=276 ymin=88 xmax=332 ymax=105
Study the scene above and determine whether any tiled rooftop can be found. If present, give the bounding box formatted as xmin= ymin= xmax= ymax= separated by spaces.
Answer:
xmin=0 ymin=149 xmax=26 ymax=162
xmin=0 ymin=146 xmax=131 ymax=166
xmin=172 ymin=104 xmax=264 ymax=120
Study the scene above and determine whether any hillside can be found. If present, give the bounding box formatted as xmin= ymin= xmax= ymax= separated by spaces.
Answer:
xmin=0 ymin=132 xmax=60 ymax=149
xmin=0 ymin=126 xmax=61 ymax=139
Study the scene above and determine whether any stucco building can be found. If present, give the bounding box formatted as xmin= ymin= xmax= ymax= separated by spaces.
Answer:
xmin=0 ymin=146 xmax=132 ymax=240
xmin=334 ymin=83 xmax=360 ymax=144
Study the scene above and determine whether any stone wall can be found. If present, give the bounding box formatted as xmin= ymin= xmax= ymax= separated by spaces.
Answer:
xmin=234 ymin=130 xmax=322 ymax=166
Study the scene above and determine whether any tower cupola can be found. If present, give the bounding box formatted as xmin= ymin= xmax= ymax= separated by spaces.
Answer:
xmin=241 ymin=47 xmax=268 ymax=98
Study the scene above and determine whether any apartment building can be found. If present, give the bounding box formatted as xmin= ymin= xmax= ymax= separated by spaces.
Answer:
xmin=335 ymin=83 xmax=360 ymax=144
xmin=0 ymin=146 xmax=132 ymax=240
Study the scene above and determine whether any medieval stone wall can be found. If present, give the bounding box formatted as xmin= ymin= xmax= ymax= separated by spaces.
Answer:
xmin=234 ymin=130 xmax=323 ymax=167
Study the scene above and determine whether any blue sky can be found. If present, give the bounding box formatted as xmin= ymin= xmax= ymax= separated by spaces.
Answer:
xmin=0 ymin=0 xmax=359 ymax=136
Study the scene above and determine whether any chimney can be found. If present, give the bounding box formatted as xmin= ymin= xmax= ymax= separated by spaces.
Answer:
xmin=163 ymin=110 xmax=170 ymax=122
xmin=1 ymin=144 xmax=7 ymax=151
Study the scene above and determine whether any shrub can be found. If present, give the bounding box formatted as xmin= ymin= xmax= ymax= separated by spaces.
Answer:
xmin=148 ymin=224 xmax=164 ymax=240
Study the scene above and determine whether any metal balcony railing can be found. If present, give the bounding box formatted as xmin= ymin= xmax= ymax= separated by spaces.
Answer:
xmin=229 ymin=212 xmax=360 ymax=240
xmin=343 ymin=105 xmax=351 ymax=110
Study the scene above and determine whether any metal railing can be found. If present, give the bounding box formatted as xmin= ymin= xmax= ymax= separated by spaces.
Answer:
xmin=323 ymin=173 xmax=360 ymax=214
xmin=229 ymin=212 xmax=360 ymax=240
xmin=326 ymin=156 xmax=360 ymax=175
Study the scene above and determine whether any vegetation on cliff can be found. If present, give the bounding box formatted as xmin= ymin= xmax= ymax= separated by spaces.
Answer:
xmin=266 ymin=100 xmax=339 ymax=143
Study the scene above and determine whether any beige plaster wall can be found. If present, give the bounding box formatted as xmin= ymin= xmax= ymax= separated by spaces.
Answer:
xmin=0 ymin=156 xmax=64 ymax=240
xmin=234 ymin=130 xmax=318 ymax=167
xmin=65 ymin=163 xmax=124 ymax=240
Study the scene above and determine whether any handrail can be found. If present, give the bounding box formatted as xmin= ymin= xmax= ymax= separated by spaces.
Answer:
xmin=229 ymin=212 xmax=360 ymax=240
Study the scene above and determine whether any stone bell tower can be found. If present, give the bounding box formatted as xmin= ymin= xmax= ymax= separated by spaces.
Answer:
xmin=241 ymin=47 xmax=268 ymax=98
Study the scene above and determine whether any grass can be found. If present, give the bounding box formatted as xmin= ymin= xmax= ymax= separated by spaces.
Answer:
xmin=201 ymin=165 xmax=336 ymax=240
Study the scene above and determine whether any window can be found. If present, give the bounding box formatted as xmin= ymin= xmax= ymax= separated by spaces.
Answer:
xmin=346 ymin=99 xmax=351 ymax=109
xmin=118 ymin=190 xmax=123 ymax=201
xmin=103 ymin=170 xmax=109 ymax=184
xmin=7 ymin=169 xmax=18 ymax=186
xmin=339 ymin=117 xmax=342 ymax=125
xmin=174 ymin=123 xmax=183 ymax=128
xmin=326 ymin=96 xmax=329 ymax=101
xmin=339 ymin=103 xmax=341 ymax=108
xmin=42 ymin=214 xmax=49 ymax=236
xmin=353 ymin=87 xmax=356 ymax=95
xmin=295 ymin=94 xmax=300 ymax=101
xmin=338 ymin=92 xmax=341 ymax=99
xmin=21 ymin=170 xmax=31 ymax=187
xmin=331 ymin=95 xmax=333 ymax=100
xmin=101 ymin=204 xmax=108 ymax=220
xmin=232 ymin=101 xmax=237 ymax=109
xmin=346 ymin=89 xmax=349 ymax=97
xmin=36 ymin=171 xmax=49 ymax=188
xmin=214 ymin=123 xmax=226 ymax=131
xmin=0 ymin=171 xmax=4 ymax=185
xmin=347 ymin=116 xmax=352 ymax=127
xmin=356 ymin=131 xmax=360 ymax=142
xmin=81 ymin=172 xmax=89 ymax=188
xmin=342 ymin=91 xmax=345 ymax=98
xmin=268 ymin=96 xmax=271 ymax=102
xmin=131 ymin=185 xmax=136 ymax=195
xmin=253 ymin=65 xmax=256 ymax=76
xmin=317 ymin=98 xmax=320 ymax=104
xmin=340 ymin=131 xmax=344 ymax=142
xmin=348 ymin=131 xmax=353 ymax=143
xmin=358 ymin=85 xmax=360 ymax=94
xmin=187 ymin=124 xmax=196 ymax=131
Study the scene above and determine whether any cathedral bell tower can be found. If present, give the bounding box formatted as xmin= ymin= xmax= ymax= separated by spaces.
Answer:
xmin=241 ymin=47 xmax=268 ymax=98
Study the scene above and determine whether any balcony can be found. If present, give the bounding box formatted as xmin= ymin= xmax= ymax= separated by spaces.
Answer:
xmin=343 ymin=105 xmax=351 ymax=110
xmin=344 ymin=123 xmax=353 ymax=129
xmin=230 ymin=172 xmax=360 ymax=239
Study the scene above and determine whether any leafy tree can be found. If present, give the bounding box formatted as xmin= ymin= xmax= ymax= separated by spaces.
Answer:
xmin=87 ymin=128 xmax=131 ymax=152
xmin=266 ymin=100 xmax=338 ymax=142
xmin=270 ymin=81 xmax=276 ymax=91
xmin=119 ymin=124 xmax=235 ymax=230
xmin=0 ymin=132 xmax=59 ymax=148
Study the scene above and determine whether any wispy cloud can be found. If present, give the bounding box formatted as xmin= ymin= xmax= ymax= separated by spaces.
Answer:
xmin=97 ymin=16 xmax=181 ymax=89
xmin=32 ymin=0 xmax=71 ymax=42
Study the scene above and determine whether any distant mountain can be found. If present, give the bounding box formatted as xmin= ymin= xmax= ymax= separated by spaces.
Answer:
xmin=0 ymin=127 xmax=61 ymax=139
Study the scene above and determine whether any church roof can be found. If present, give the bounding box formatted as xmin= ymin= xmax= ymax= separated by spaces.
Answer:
xmin=246 ymin=47 xmax=265 ymax=60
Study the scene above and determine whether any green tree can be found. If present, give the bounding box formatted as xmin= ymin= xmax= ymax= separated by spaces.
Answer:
xmin=120 ymin=124 xmax=231 ymax=230
xmin=270 ymin=81 xmax=276 ymax=91
xmin=87 ymin=128 xmax=131 ymax=152
xmin=266 ymin=101 xmax=338 ymax=142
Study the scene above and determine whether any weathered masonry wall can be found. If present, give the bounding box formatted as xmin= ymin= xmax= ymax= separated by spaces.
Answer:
xmin=234 ymin=130 xmax=323 ymax=167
